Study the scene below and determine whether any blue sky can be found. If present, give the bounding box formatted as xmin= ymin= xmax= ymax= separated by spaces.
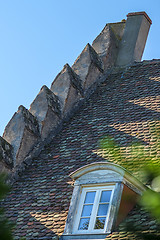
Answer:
xmin=0 ymin=0 xmax=160 ymax=136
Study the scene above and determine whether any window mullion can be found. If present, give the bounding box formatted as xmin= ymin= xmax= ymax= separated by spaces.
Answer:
xmin=93 ymin=189 xmax=102 ymax=230
xmin=73 ymin=185 xmax=115 ymax=234
xmin=88 ymin=189 xmax=101 ymax=231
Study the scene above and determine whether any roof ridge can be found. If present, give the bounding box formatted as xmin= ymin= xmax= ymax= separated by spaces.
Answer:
xmin=0 ymin=12 xmax=154 ymax=183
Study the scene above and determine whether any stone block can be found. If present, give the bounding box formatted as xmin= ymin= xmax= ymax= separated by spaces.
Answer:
xmin=72 ymin=43 xmax=103 ymax=92
xmin=0 ymin=136 xmax=13 ymax=172
xmin=116 ymin=12 xmax=152 ymax=66
xmin=92 ymin=23 xmax=125 ymax=69
xmin=51 ymin=64 xmax=83 ymax=117
xmin=109 ymin=21 xmax=126 ymax=41
xmin=30 ymin=85 xmax=61 ymax=139
xmin=3 ymin=105 xmax=40 ymax=165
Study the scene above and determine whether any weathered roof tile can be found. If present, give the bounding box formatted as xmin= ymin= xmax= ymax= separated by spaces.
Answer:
xmin=2 ymin=60 xmax=160 ymax=239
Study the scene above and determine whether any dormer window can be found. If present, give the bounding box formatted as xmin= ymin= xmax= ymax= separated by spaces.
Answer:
xmin=62 ymin=162 xmax=146 ymax=240
xmin=73 ymin=185 xmax=115 ymax=234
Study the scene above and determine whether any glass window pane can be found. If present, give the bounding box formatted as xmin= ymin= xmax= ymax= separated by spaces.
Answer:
xmin=97 ymin=204 xmax=109 ymax=216
xmin=84 ymin=191 xmax=96 ymax=204
xmin=100 ymin=190 xmax=112 ymax=202
xmin=94 ymin=217 xmax=106 ymax=229
xmin=81 ymin=205 xmax=93 ymax=217
xmin=78 ymin=218 xmax=90 ymax=230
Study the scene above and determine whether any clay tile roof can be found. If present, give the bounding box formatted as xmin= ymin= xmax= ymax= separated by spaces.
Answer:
xmin=2 ymin=59 xmax=160 ymax=239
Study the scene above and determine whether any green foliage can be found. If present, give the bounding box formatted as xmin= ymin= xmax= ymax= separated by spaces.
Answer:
xmin=100 ymin=129 xmax=160 ymax=238
xmin=0 ymin=174 xmax=14 ymax=240
xmin=100 ymin=129 xmax=160 ymax=181
xmin=140 ymin=189 xmax=160 ymax=223
xmin=0 ymin=174 xmax=10 ymax=199
xmin=100 ymin=136 xmax=123 ymax=162
xmin=142 ymin=164 xmax=160 ymax=186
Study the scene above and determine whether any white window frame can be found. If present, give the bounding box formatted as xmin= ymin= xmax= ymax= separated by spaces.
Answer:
xmin=63 ymin=162 xmax=145 ymax=239
xmin=73 ymin=185 xmax=115 ymax=234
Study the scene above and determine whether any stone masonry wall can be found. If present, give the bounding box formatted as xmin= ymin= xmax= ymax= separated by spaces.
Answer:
xmin=0 ymin=21 xmax=125 ymax=179
xmin=0 ymin=12 xmax=151 ymax=181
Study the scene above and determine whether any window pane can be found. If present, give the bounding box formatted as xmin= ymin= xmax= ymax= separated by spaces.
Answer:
xmin=84 ymin=191 xmax=96 ymax=204
xmin=100 ymin=190 xmax=112 ymax=202
xmin=78 ymin=218 xmax=90 ymax=230
xmin=97 ymin=204 xmax=109 ymax=216
xmin=81 ymin=205 xmax=93 ymax=217
xmin=94 ymin=217 xmax=106 ymax=229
